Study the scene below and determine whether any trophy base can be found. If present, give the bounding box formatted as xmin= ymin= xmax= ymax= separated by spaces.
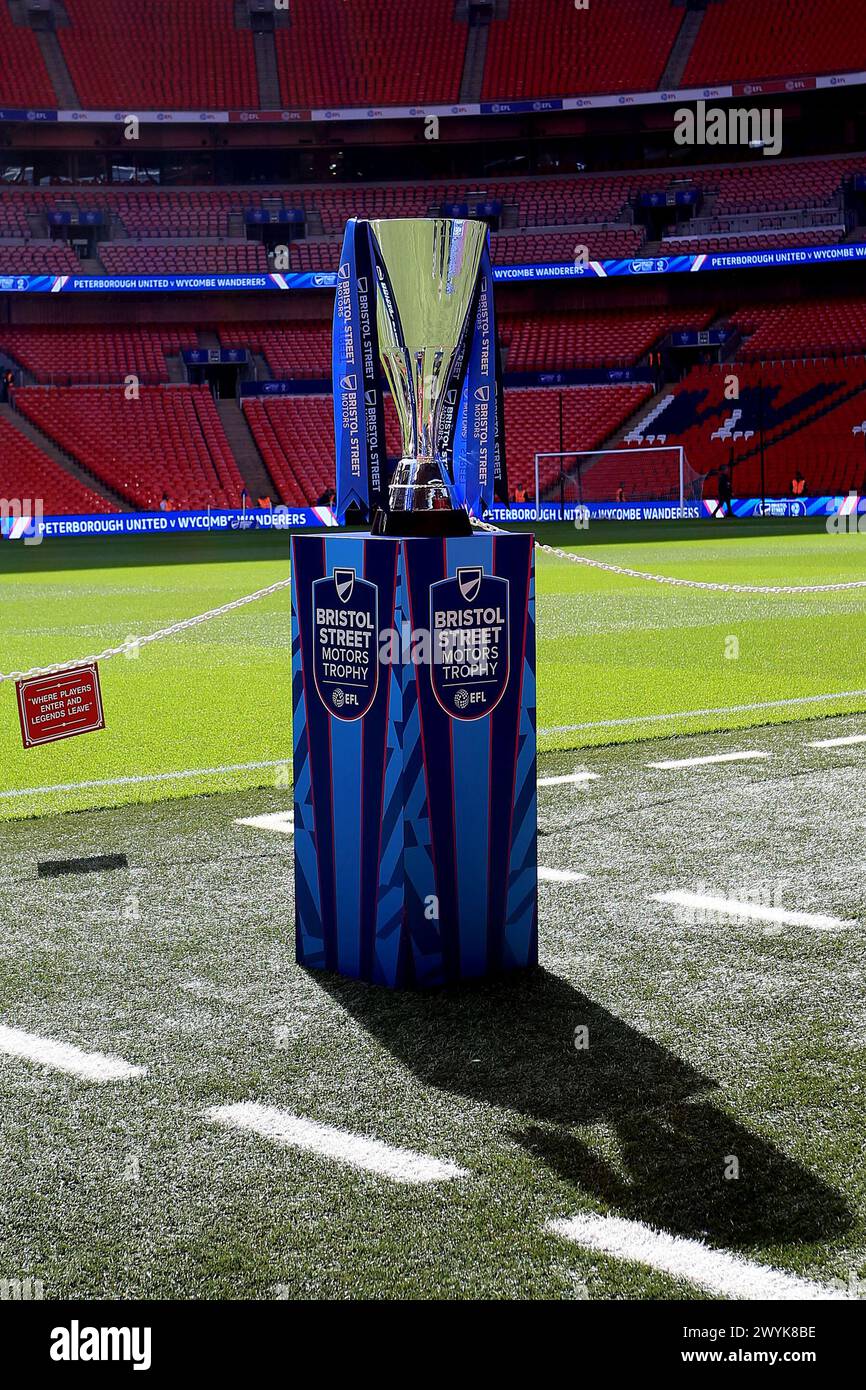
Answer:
xmin=291 ymin=530 xmax=537 ymax=987
xmin=371 ymin=507 xmax=473 ymax=538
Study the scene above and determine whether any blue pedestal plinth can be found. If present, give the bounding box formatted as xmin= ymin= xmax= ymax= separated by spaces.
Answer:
xmin=291 ymin=531 xmax=537 ymax=988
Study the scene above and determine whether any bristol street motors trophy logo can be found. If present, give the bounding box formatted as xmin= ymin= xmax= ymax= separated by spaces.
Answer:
xmin=429 ymin=566 xmax=510 ymax=720
xmin=312 ymin=567 xmax=379 ymax=720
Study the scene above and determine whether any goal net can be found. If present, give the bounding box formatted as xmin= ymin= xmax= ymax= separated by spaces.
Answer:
xmin=535 ymin=446 xmax=702 ymax=510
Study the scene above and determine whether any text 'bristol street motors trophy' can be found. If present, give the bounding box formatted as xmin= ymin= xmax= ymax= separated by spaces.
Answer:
xmin=291 ymin=217 xmax=537 ymax=987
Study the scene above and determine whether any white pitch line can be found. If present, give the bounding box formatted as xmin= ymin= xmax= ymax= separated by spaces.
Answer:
xmin=0 ymin=1024 xmax=146 ymax=1082
xmin=539 ymin=867 xmax=589 ymax=883
xmin=205 ymin=1103 xmax=468 ymax=1185
xmin=648 ymin=750 xmax=769 ymax=770
xmin=538 ymin=772 xmax=599 ymax=786
xmin=0 ymin=758 xmax=292 ymax=800
xmin=653 ymin=890 xmax=855 ymax=932
xmin=539 ymin=687 xmax=866 ymax=736
xmin=548 ymin=1214 xmax=849 ymax=1301
xmin=808 ymin=733 xmax=866 ymax=748
xmin=235 ymin=811 xmax=295 ymax=835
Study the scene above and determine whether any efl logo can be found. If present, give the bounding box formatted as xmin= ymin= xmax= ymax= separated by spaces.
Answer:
xmin=429 ymin=567 xmax=510 ymax=720
xmin=312 ymin=568 xmax=379 ymax=719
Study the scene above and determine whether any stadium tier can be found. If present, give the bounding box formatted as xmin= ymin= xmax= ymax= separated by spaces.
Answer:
xmin=682 ymin=0 xmax=866 ymax=85
xmin=0 ymin=308 xmax=716 ymax=382
xmin=618 ymin=361 xmax=866 ymax=498
xmin=729 ymin=299 xmax=866 ymax=360
xmin=6 ymin=291 xmax=866 ymax=513
xmin=3 ymin=0 xmax=866 ymax=112
xmin=1 ymin=155 xmax=863 ymax=277
xmin=240 ymin=385 xmax=655 ymax=507
xmin=59 ymin=0 xmax=259 ymax=109
xmin=0 ymin=325 xmax=199 ymax=383
xmin=15 ymin=385 xmax=246 ymax=511
xmin=220 ymin=308 xmax=715 ymax=379
xmin=97 ymin=242 xmax=270 ymax=275
xmin=0 ymin=412 xmax=114 ymax=514
xmin=502 ymin=307 xmax=715 ymax=371
xmin=481 ymin=0 xmax=683 ymax=100
xmin=274 ymin=0 xmax=465 ymax=107
xmin=658 ymin=231 xmax=841 ymax=256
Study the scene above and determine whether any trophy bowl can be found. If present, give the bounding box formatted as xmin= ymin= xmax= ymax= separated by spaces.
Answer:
xmin=368 ymin=216 xmax=488 ymax=537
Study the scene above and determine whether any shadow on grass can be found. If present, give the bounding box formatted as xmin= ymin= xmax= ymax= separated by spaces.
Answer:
xmin=317 ymin=966 xmax=852 ymax=1248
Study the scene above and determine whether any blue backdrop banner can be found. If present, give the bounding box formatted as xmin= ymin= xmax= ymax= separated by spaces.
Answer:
xmin=5 ymin=240 xmax=865 ymax=298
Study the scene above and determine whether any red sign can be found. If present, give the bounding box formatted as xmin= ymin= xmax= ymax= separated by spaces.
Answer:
xmin=16 ymin=664 xmax=105 ymax=748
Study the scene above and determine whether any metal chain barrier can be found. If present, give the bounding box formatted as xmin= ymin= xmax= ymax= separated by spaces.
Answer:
xmin=3 ymin=516 xmax=865 ymax=686
xmin=0 ymin=575 xmax=294 ymax=685
xmin=472 ymin=517 xmax=866 ymax=595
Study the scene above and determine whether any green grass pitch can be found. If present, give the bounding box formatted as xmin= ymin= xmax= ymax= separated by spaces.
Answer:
xmin=1 ymin=518 xmax=865 ymax=818
xmin=0 ymin=715 xmax=864 ymax=1299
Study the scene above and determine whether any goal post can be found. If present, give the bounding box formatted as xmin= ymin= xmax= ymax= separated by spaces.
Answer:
xmin=533 ymin=446 xmax=700 ymax=511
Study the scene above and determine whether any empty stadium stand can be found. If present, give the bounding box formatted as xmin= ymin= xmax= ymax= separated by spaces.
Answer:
xmin=243 ymin=394 xmax=401 ymax=507
xmin=274 ymin=0 xmax=465 ymax=107
xmin=618 ymin=361 xmax=866 ymax=498
xmin=98 ymin=242 xmax=270 ymax=275
xmin=59 ymin=0 xmax=259 ymax=109
xmin=0 ymin=412 xmax=114 ymax=515
xmin=481 ymin=0 xmax=683 ymax=99
xmin=2 ymin=0 xmax=866 ymax=112
xmin=0 ymin=325 xmax=198 ymax=383
xmin=730 ymin=299 xmax=866 ymax=359
xmin=242 ymin=383 xmax=655 ymax=506
xmin=221 ymin=308 xmax=711 ymax=379
xmin=683 ymin=0 xmax=866 ymax=85
xmin=0 ymin=244 xmax=82 ymax=274
xmin=15 ymin=385 xmax=248 ymax=510
xmin=505 ymin=383 xmax=654 ymax=495
xmin=0 ymin=2 xmax=56 ymax=106
xmin=1 ymin=154 xmax=864 ymax=277
xmin=218 ymin=321 xmax=331 ymax=379
xmin=502 ymin=308 xmax=715 ymax=371
xmin=658 ymin=230 xmax=842 ymax=256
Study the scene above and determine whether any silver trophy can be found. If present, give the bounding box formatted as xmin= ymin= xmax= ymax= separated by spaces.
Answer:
xmin=369 ymin=217 xmax=487 ymax=537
